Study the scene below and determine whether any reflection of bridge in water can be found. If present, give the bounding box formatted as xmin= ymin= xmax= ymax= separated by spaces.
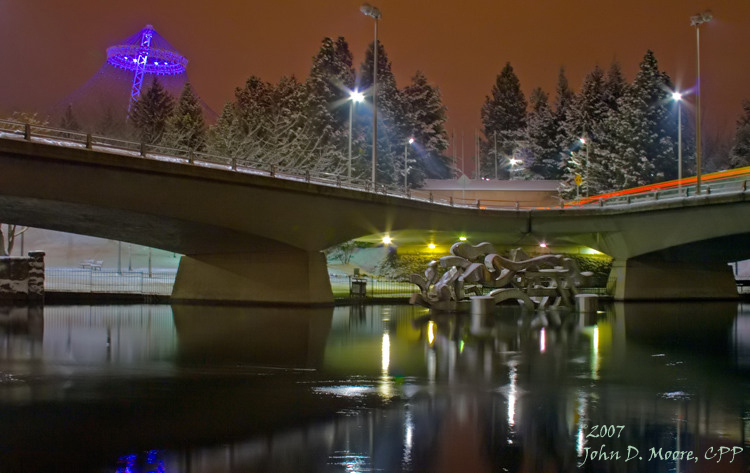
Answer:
xmin=2 ymin=120 xmax=750 ymax=304
xmin=1 ymin=303 xmax=748 ymax=471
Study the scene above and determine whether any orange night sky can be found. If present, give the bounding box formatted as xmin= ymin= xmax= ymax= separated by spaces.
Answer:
xmin=1 ymin=0 xmax=749 ymax=153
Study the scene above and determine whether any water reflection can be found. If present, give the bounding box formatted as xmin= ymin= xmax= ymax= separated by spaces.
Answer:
xmin=172 ymin=304 xmax=332 ymax=368
xmin=0 ymin=302 xmax=747 ymax=471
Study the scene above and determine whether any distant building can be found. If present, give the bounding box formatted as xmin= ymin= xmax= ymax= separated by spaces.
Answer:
xmin=420 ymin=175 xmax=562 ymax=208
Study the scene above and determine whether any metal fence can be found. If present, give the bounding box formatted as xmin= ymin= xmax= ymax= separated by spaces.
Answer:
xmin=45 ymin=269 xmax=176 ymax=296
xmin=44 ymin=269 xmax=417 ymax=300
xmin=330 ymin=276 xmax=418 ymax=300
xmin=0 ymin=119 xmax=469 ymax=208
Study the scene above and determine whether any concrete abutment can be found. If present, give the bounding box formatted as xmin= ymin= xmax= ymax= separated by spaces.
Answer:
xmin=171 ymin=248 xmax=333 ymax=306
xmin=609 ymin=258 xmax=738 ymax=301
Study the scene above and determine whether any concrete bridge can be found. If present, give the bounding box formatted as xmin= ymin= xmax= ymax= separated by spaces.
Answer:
xmin=1 ymin=131 xmax=749 ymax=305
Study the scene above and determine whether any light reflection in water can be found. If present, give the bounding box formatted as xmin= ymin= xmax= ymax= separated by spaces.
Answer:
xmin=427 ymin=348 xmax=436 ymax=384
xmin=381 ymin=332 xmax=390 ymax=373
xmin=592 ymin=324 xmax=600 ymax=380
xmin=540 ymin=327 xmax=546 ymax=353
xmin=0 ymin=303 xmax=748 ymax=472
xmin=507 ymin=360 xmax=517 ymax=428
xmin=403 ymin=407 xmax=413 ymax=468
xmin=379 ymin=331 xmax=393 ymax=399
xmin=576 ymin=392 xmax=588 ymax=458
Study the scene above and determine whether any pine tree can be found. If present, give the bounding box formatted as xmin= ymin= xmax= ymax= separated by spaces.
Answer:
xmin=402 ymin=70 xmax=451 ymax=184
xmin=206 ymin=102 xmax=244 ymax=158
xmin=359 ymin=40 xmax=409 ymax=185
xmin=204 ymin=75 xmax=346 ymax=174
xmin=564 ymin=65 xmax=608 ymax=142
xmin=130 ymin=78 xmax=174 ymax=144
xmin=59 ymin=104 xmax=81 ymax=131
xmin=589 ymin=60 xmax=628 ymax=192
xmin=268 ymin=75 xmax=341 ymax=173
xmin=730 ymin=100 xmax=750 ymax=168
xmin=526 ymin=88 xmax=560 ymax=179
xmin=567 ymin=66 xmax=611 ymax=194
xmin=480 ymin=62 xmax=527 ymax=178
xmin=94 ymin=106 xmax=128 ymax=139
xmin=603 ymin=61 xmax=626 ymax=112
xmin=307 ymin=37 xmax=355 ymax=139
xmin=304 ymin=37 xmax=357 ymax=173
xmin=553 ymin=67 xmax=575 ymax=159
xmin=608 ymin=50 xmax=676 ymax=186
xmin=164 ymin=82 xmax=207 ymax=151
xmin=234 ymin=76 xmax=272 ymax=143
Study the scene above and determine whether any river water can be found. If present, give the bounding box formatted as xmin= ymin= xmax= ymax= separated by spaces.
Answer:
xmin=0 ymin=302 xmax=748 ymax=472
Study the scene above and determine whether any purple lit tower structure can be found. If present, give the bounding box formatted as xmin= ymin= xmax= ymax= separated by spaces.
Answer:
xmin=58 ymin=24 xmax=211 ymax=130
xmin=106 ymin=24 xmax=188 ymax=115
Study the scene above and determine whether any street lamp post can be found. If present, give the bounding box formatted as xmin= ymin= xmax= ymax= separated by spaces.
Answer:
xmin=404 ymin=137 xmax=414 ymax=193
xmin=672 ymin=91 xmax=683 ymax=187
xmin=494 ymin=131 xmax=498 ymax=180
xmin=361 ymin=3 xmax=381 ymax=189
xmin=579 ymin=136 xmax=589 ymax=196
xmin=691 ymin=10 xmax=712 ymax=195
xmin=348 ymin=90 xmax=364 ymax=183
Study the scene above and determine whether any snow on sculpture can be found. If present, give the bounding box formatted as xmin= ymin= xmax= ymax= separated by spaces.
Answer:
xmin=410 ymin=242 xmax=592 ymax=311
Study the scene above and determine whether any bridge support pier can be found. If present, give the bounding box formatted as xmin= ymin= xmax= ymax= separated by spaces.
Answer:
xmin=609 ymin=258 xmax=738 ymax=301
xmin=171 ymin=249 xmax=333 ymax=306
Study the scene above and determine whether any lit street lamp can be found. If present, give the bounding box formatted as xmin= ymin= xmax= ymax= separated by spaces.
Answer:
xmin=361 ymin=3 xmax=381 ymax=189
xmin=672 ymin=91 xmax=683 ymax=187
xmin=404 ymin=137 xmax=414 ymax=193
xmin=691 ymin=10 xmax=712 ymax=194
xmin=509 ymin=157 xmax=522 ymax=180
xmin=579 ymin=136 xmax=589 ymax=196
xmin=348 ymin=90 xmax=365 ymax=183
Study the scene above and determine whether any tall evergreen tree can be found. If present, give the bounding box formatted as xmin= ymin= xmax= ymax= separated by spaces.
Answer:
xmin=402 ymin=70 xmax=451 ymax=184
xmin=564 ymin=65 xmax=608 ymax=143
xmin=553 ymin=67 xmax=575 ymax=156
xmin=526 ymin=88 xmax=560 ymax=179
xmin=206 ymin=102 xmax=243 ymax=158
xmin=606 ymin=50 xmax=676 ymax=188
xmin=480 ymin=62 xmax=527 ymax=177
xmin=205 ymin=75 xmax=345 ymax=174
xmin=94 ymin=106 xmax=128 ymax=139
xmin=359 ymin=40 xmax=409 ymax=185
xmin=603 ymin=61 xmax=626 ymax=112
xmin=59 ymin=104 xmax=81 ymax=131
xmin=234 ymin=75 xmax=273 ymax=145
xmin=565 ymin=66 xmax=609 ymax=195
xmin=164 ymin=82 xmax=207 ymax=151
xmin=268 ymin=75 xmax=340 ymax=172
xmin=589 ymin=60 xmax=628 ymax=192
xmin=130 ymin=78 xmax=174 ymax=144
xmin=307 ymin=37 xmax=356 ymax=141
xmin=730 ymin=100 xmax=750 ymax=168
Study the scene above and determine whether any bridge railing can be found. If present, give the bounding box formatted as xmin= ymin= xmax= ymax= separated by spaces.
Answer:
xmin=565 ymin=179 xmax=750 ymax=208
xmin=0 ymin=118 xmax=540 ymax=210
xmin=564 ymin=166 xmax=750 ymax=209
xmin=6 ymin=118 xmax=748 ymax=212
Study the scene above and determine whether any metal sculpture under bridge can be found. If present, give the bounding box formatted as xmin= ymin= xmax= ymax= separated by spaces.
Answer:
xmin=410 ymin=242 xmax=593 ymax=312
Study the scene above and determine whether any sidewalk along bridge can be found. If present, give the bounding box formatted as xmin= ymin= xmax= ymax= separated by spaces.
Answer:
xmin=1 ymin=119 xmax=750 ymax=304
